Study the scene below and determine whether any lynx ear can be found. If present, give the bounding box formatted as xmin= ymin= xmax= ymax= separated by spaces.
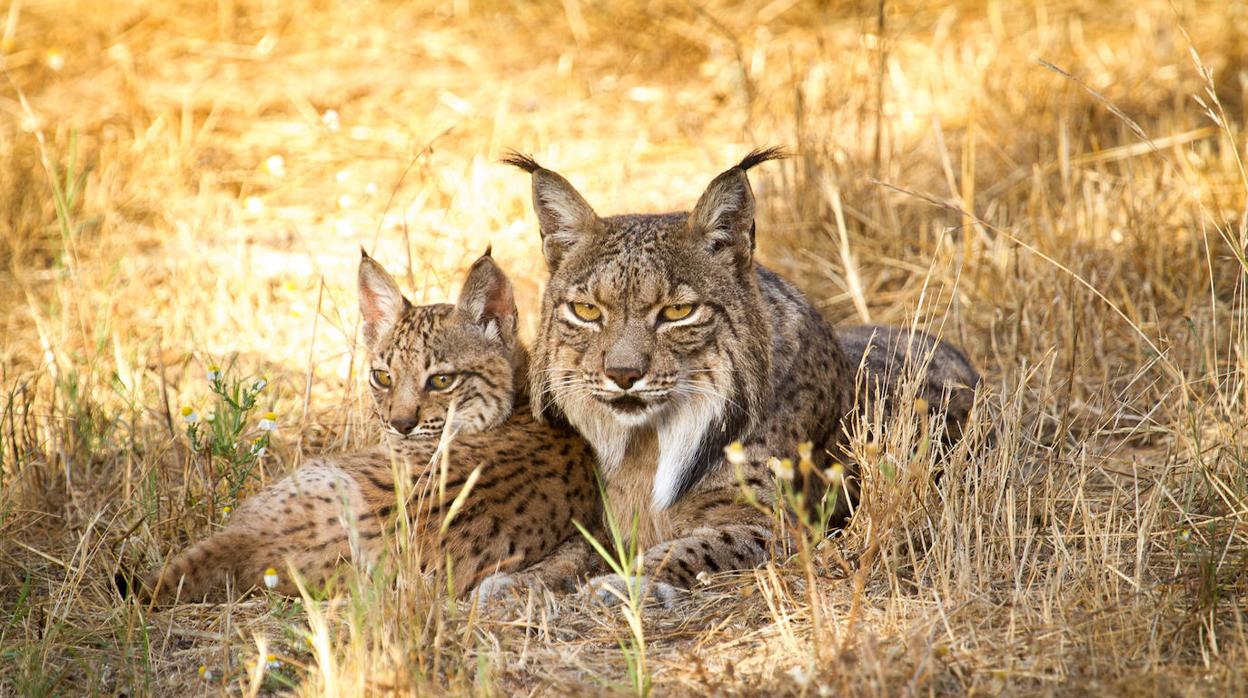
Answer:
xmin=456 ymin=247 xmax=518 ymax=342
xmin=502 ymin=152 xmax=598 ymax=271
xmin=358 ymin=249 xmax=410 ymax=348
xmin=688 ymin=147 xmax=786 ymax=267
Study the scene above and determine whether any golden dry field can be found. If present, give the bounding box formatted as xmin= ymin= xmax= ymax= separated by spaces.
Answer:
xmin=2 ymin=0 xmax=1247 ymax=695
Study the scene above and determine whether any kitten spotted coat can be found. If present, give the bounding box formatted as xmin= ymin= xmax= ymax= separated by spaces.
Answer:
xmin=127 ymin=252 xmax=598 ymax=603
xmin=503 ymin=150 xmax=979 ymax=604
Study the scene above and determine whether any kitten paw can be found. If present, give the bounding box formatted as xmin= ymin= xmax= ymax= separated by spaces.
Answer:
xmin=585 ymin=574 xmax=682 ymax=610
xmin=475 ymin=572 xmax=519 ymax=603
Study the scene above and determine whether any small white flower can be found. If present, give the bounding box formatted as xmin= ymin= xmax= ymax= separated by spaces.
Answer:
xmin=46 ymin=49 xmax=66 ymax=71
xmin=258 ymin=411 xmax=278 ymax=432
xmin=244 ymin=196 xmax=264 ymax=213
xmin=264 ymin=154 xmax=286 ymax=177
xmin=263 ymin=567 xmax=279 ymax=589
xmin=181 ymin=406 xmax=198 ymax=424
xmin=769 ymin=457 xmax=795 ymax=481
xmin=222 ymin=505 xmax=233 ymax=518
xmin=198 ymin=665 xmax=213 ymax=681
xmin=724 ymin=441 xmax=746 ymax=466
xmin=252 ymin=377 xmax=268 ymax=392
xmin=825 ymin=463 xmax=845 ymax=484
xmin=265 ymin=654 xmax=282 ymax=670
xmin=797 ymin=441 xmax=813 ymax=460
xmin=321 ymin=109 xmax=340 ymax=131
xmin=207 ymin=365 xmax=221 ymax=381
xmin=204 ymin=411 xmax=216 ymax=423
xmin=250 ymin=438 xmax=267 ymax=457
xmin=787 ymin=665 xmax=811 ymax=687
xmin=695 ymin=570 xmax=711 ymax=586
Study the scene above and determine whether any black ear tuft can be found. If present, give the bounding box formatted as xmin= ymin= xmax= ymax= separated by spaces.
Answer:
xmin=501 ymin=150 xmax=544 ymax=173
xmin=504 ymin=152 xmax=599 ymax=272
xmin=737 ymin=146 xmax=789 ymax=172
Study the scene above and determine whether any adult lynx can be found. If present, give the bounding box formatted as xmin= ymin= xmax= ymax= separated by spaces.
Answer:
xmin=504 ymin=150 xmax=978 ymax=601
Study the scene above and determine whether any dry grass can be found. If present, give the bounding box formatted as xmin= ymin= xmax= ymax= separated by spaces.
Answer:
xmin=2 ymin=0 xmax=1247 ymax=694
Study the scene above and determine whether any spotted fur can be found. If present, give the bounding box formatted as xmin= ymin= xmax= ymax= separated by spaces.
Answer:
xmin=506 ymin=150 xmax=979 ymax=594
xmin=127 ymin=252 xmax=598 ymax=603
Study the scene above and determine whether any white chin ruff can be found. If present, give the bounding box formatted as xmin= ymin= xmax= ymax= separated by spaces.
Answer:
xmin=563 ymin=390 xmax=727 ymax=512
xmin=609 ymin=407 xmax=656 ymax=429
xmin=651 ymin=391 xmax=726 ymax=510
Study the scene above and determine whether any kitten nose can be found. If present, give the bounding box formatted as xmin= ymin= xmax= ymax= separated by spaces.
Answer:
xmin=389 ymin=417 xmax=419 ymax=434
xmin=604 ymin=366 xmax=644 ymax=390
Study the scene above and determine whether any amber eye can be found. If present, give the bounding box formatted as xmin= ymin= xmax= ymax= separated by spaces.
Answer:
xmin=370 ymin=369 xmax=393 ymax=389
xmin=660 ymin=303 xmax=695 ymax=322
xmin=426 ymin=374 xmax=455 ymax=391
xmin=571 ymin=302 xmax=602 ymax=322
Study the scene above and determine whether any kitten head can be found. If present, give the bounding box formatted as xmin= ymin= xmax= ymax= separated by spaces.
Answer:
xmin=358 ymin=248 xmax=524 ymax=442
xmin=505 ymin=149 xmax=784 ymax=508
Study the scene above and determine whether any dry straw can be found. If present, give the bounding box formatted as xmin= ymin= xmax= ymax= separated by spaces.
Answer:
xmin=1 ymin=0 xmax=1245 ymax=694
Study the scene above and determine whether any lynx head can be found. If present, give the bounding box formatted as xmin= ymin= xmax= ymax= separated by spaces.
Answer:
xmin=358 ymin=248 xmax=525 ymax=443
xmin=506 ymin=149 xmax=784 ymax=509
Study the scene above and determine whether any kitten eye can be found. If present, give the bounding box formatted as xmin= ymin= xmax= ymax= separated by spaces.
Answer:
xmin=570 ymin=302 xmax=602 ymax=322
xmin=426 ymin=374 xmax=455 ymax=391
xmin=660 ymin=303 xmax=695 ymax=322
xmin=370 ymin=369 xmax=393 ymax=389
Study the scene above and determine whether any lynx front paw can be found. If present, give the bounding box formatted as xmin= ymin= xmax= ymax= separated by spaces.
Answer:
xmin=475 ymin=572 xmax=520 ymax=603
xmin=585 ymin=574 xmax=682 ymax=610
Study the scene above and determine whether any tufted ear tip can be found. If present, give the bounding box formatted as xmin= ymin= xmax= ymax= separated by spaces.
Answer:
xmin=687 ymin=151 xmax=780 ymax=263
xmin=501 ymin=150 xmax=544 ymax=173
xmin=736 ymin=146 xmax=789 ymax=172
xmin=506 ymin=155 xmax=599 ymax=272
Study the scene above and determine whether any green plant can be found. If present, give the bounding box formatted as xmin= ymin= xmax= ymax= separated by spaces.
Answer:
xmin=182 ymin=361 xmax=275 ymax=509
xmin=575 ymin=484 xmax=651 ymax=697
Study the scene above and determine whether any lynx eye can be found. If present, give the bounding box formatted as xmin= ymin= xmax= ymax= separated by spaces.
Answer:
xmin=571 ymin=302 xmax=602 ymax=322
xmin=660 ymin=303 xmax=695 ymax=322
xmin=370 ymin=369 xmax=393 ymax=389
xmin=426 ymin=374 xmax=455 ymax=391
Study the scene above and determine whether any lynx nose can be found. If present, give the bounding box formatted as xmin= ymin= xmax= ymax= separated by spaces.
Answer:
xmin=389 ymin=416 xmax=419 ymax=434
xmin=604 ymin=365 xmax=645 ymax=390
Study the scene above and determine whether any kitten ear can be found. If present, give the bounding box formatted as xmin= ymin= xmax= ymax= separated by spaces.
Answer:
xmin=502 ymin=152 xmax=598 ymax=272
xmin=358 ymin=249 xmax=410 ymax=348
xmin=456 ymin=247 xmax=518 ymax=342
xmin=688 ymin=147 xmax=786 ymax=267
